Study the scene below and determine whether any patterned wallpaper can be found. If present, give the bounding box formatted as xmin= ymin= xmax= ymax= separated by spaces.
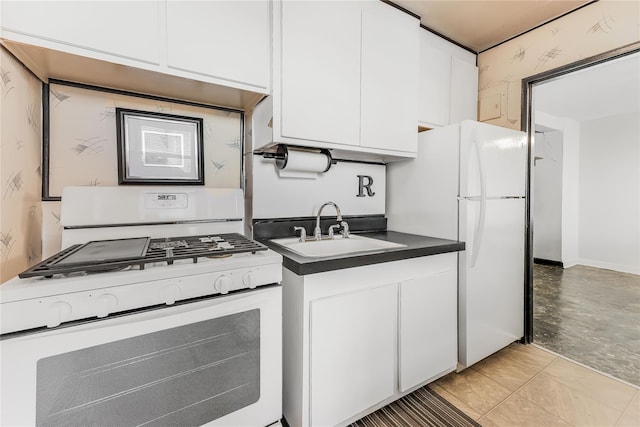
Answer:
xmin=41 ymin=83 xmax=243 ymax=259
xmin=47 ymin=83 xmax=242 ymax=195
xmin=1 ymin=55 xmax=243 ymax=281
xmin=0 ymin=49 xmax=42 ymax=283
xmin=477 ymin=0 xmax=640 ymax=130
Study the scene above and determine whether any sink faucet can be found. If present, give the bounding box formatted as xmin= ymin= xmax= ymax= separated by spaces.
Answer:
xmin=293 ymin=226 xmax=307 ymax=242
xmin=314 ymin=201 xmax=342 ymax=240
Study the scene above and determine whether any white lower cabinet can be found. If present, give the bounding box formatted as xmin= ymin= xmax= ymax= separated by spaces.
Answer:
xmin=398 ymin=268 xmax=458 ymax=392
xmin=282 ymin=253 xmax=457 ymax=427
xmin=310 ymin=284 xmax=396 ymax=426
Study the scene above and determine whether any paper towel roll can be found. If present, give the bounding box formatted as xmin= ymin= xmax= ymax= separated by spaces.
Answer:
xmin=275 ymin=147 xmax=332 ymax=174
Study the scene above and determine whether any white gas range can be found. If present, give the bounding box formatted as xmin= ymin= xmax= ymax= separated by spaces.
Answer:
xmin=0 ymin=186 xmax=283 ymax=427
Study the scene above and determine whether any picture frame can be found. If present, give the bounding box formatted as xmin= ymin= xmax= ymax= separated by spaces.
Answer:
xmin=116 ymin=108 xmax=204 ymax=185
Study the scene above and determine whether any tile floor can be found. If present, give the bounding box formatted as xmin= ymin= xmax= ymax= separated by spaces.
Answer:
xmin=533 ymin=264 xmax=640 ymax=386
xmin=431 ymin=343 xmax=640 ymax=426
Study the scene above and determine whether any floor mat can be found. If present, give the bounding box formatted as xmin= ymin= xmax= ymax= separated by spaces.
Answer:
xmin=350 ymin=385 xmax=481 ymax=427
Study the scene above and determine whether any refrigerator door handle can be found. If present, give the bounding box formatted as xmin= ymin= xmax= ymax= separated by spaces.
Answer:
xmin=469 ymin=133 xmax=486 ymax=268
xmin=470 ymin=198 xmax=486 ymax=268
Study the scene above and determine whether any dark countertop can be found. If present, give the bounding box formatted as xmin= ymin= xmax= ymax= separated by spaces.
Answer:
xmin=259 ymin=230 xmax=465 ymax=275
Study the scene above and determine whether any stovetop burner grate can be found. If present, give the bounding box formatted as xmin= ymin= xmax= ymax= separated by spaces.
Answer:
xmin=19 ymin=233 xmax=268 ymax=279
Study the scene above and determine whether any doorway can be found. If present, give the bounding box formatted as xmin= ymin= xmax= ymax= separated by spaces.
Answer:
xmin=523 ymin=46 xmax=640 ymax=386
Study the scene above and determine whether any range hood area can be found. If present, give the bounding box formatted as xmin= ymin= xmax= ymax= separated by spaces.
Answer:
xmin=1 ymin=40 xmax=265 ymax=111
xmin=0 ymin=0 xmax=272 ymax=112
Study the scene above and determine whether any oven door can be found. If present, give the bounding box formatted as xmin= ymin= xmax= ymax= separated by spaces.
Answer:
xmin=0 ymin=286 xmax=281 ymax=427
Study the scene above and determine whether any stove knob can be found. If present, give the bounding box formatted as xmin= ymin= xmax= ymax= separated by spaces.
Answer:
xmin=243 ymin=272 xmax=257 ymax=289
xmin=46 ymin=301 xmax=72 ymax=328
xmin=162 ymin=284 xmax=180 ymax=305
xmin=214 ymin=275 xmax=232 ymax=294
xmin=96 ymin=294 xmax=118 ymax=318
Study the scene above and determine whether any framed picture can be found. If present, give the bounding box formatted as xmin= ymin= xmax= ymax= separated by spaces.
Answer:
xmin=116 ymin=108 xmax=204 ymax=185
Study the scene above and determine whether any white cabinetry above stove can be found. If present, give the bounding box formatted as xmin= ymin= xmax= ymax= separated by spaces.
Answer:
xmin=0 ymin=0 xmax=270 ymax=109
xmin=253 ymin=0 xmax=419 ymax=161
xmin=1 ymin=1 xmax=161 ymax=64
xmin=165 ymin=1 xmax=270 ymax=93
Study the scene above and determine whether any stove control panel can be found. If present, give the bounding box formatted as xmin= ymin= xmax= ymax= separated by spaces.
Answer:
xmin=1 ymin=262 xmax=282 ymax=335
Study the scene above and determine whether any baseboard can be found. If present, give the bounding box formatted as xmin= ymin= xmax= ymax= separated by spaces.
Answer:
xmin=576 ymin=258 xmax=640 ymax=275
xmin=533 ymin=258 xmax=564 ymax=267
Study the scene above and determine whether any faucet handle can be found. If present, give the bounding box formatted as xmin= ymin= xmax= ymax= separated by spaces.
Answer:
xmin=293 ymin=226 xmax=307 ymax=242
xmin=340 ymin=221 xmax=350 ymax=238
xmin=328 ymin=224 xmax=341 ymax=239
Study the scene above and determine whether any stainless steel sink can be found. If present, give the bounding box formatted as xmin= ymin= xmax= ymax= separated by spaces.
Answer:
xmin=270 ymin=234 xmax=406 ymax=258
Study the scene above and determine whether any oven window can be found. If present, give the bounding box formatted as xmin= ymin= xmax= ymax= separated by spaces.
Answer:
xmin=35 ymin=309 xmax=260 ymax=427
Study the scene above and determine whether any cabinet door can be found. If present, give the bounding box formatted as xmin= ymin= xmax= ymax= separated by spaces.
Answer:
xmin=1 ymin=1 xmax=161 ymax=65
xmin=399 ymin=254 xmax=457 ymax=392
xmin=418 ymin=33 xmax=451 ymax=127
xmin=450 ymin=56 xmax=479 ymax=123
xmin=166 ymin=1 xmax=270 ymax=91
xmin=279 ymin=1 xmax=361 ymax=146
xmin=360 ymin=1 xmax=418 ymax=153
xmin=310 ymin=284 xmax=396 ymax=426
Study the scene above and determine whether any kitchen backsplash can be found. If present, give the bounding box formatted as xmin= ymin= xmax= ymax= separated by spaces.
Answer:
xmin=40 ymin=83 xmax=243 ymax=259
xmin=1 ymin=54 xmax=245 ymax=280
xmin=249 ymin=153 xmax=385 ymax=221
xmin=47 ymin=83 xmax=243 ymax=195
xmin=0 ymin=49 xmax=42 ymax=282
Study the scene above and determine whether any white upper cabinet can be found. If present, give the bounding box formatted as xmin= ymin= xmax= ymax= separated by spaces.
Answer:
xmin=419 ymin=30 xmax=478 ymax=128
xmin=166 ymin=1 xmax=270 ymax=92
xmin=1 ymin=1 xmax=161 ymax=64
xmin=450 ymin=55 xmax=479 ymax=124
xmin=279 ymin=1 xmax=361 ymax=146
xmin=419 ymin=36 xmax=451 ymax=127
xmin=265 ymin=0 xmax=420 ymax=160
xmin=360 ymin=1 xmax=419 ymax=153
xmin=0 ymin=1 xmax=271 ymax=108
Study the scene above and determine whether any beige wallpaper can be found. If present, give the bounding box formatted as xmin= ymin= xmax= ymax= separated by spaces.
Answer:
xmin=48 ymin=83 xmax=242 ymax=195
xmin=42 ymin=83 xmax=243 ymax=258
xmin=478 ymin=0 xmax=640 ymax=130
xmin=0 ymin=49 xmax=43 ymax=283
xmin=1 ymin=59 xmax=243 ymax=280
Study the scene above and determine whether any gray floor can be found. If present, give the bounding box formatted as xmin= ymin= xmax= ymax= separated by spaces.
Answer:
xmin=533 ymin=263 xmax=640 ymax=386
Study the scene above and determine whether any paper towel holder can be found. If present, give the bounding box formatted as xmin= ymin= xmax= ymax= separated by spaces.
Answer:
xmin=260 ymin=145 xmax=336 ymax=173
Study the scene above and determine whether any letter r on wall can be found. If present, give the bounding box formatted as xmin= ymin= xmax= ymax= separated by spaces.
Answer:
xmin=357 ymin=175 xmax=375 ymax=197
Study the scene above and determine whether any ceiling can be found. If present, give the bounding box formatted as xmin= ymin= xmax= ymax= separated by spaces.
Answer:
xmin=392 ymin=0 xmax=594 ymax=52
xmin=535 ymin=51 xmax=640 ymax=122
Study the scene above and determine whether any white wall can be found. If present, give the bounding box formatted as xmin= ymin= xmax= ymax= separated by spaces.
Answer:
xmin=534 ymin=111 xmax=581 ymax=268
xmin=534 ymin=110 xmax=640 ymax=275
xmin=250 ymin=155 xmax=385 ymax=220
xmin=578 ymin=113 xmax=640 ymax=274
xmin=532 ymin=130 xmax=563 ymax=262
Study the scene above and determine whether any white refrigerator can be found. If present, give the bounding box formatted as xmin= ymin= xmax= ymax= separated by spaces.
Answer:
xmin=387 ymin=120 xmax=526 ymax=370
